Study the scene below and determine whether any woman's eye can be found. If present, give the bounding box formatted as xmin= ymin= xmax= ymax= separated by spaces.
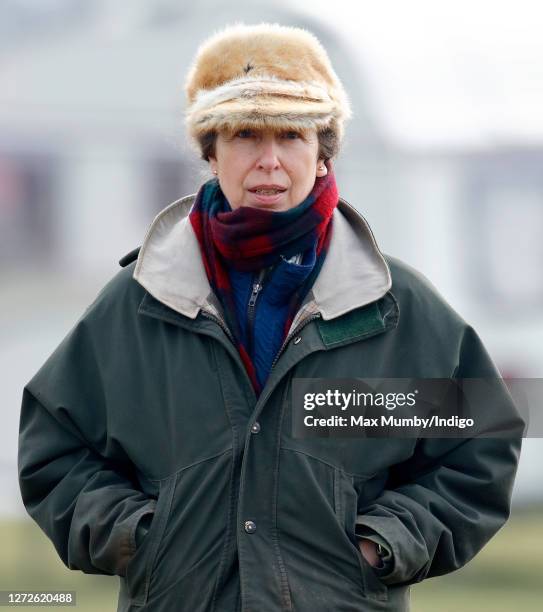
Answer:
xmin=236 ymin=129 xmax=254 ymax=138
xmin=282 ymin=131 xmax=301 ymax=140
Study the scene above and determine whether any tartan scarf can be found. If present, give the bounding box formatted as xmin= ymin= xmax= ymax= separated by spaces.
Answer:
xmin=189 ymin=165 xmax=338 ymax=395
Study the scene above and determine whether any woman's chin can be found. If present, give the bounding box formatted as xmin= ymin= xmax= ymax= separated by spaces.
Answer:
xmin=244 ymin=192 xmax=290 ymax=211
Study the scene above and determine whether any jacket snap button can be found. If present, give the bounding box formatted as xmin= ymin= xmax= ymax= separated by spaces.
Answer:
xmin=251 ymin=421 xmax=261 ymax=434
xmin=244 ymin=520 xmax=257 ymax=534
xmin=293 ymin=336 xmax=302 ymax=344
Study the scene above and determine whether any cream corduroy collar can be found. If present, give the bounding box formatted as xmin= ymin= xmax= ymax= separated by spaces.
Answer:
xmin=133 ymin=195 xmax=392 ymax=334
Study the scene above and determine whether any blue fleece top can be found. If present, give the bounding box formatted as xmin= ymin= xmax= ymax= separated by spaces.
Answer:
xmin=226 ymin=243 xmax=317 ymax=391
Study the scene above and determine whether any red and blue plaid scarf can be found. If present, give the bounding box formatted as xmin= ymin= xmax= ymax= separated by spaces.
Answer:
xmin=189 ymin=165 xmax=338 ymax=394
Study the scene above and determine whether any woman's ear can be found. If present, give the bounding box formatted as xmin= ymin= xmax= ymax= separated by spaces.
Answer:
xmin=209 ymin=157 xmax=218 ymax=175
xmin=316 ymin=160 xmax=328 ymax=177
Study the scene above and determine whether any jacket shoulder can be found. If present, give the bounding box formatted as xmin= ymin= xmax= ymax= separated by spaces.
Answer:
xmin=384 ymin=254 xmax=440 ymax=293
xmin=382 ymin=254 xmax=502 ymax=377
xmin=383 ymin=253 xmax=467 ymax=330
xmin=25 ymin=261 xmax=144 ymax=397
xmin=86 ymin=260 xmax=145 ymax=320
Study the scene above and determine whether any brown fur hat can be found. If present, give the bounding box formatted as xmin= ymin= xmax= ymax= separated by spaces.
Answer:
xmin=184 ymin=23 xmax=351 ymax=150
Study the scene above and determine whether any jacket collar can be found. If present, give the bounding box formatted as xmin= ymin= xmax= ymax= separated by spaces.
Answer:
xmin=133 ymin=194 xmax=392 ymax=325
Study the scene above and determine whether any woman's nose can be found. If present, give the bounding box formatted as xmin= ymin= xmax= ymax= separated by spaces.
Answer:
xmin=256 ymin=137 xmax=281 ymax=171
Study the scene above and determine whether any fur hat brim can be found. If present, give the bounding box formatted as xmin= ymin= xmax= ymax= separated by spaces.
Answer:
xmin=186 ymin=93 xmax=338 ymax=138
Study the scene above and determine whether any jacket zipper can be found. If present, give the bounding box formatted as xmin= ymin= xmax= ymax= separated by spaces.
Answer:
xmin=200 ymin=310 xmax=236 ymax=344
xmin=199 ymin=266 xmax=270 ymax=349
xmin=270 ymin=312 xmax=322 ymax=370
xmin=201 ymin=267 xmax=316 ymax=372
xmin=203 ymin=302 xmax=321 ymax=374
xmin=247 ymin=268 xmax=266 ymax=359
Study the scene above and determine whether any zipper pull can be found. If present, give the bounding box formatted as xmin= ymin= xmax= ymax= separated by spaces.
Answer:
xmin=248 ymin=268 xmax=267 ymax=307
xmin=248 ymin=282 xmax=262 ymax=307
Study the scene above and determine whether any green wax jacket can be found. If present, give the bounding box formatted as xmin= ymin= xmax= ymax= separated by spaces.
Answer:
xmin=18 ymin=195 xmax=523 ymax=612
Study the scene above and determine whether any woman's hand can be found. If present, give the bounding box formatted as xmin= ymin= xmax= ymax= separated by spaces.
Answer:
xmin=358 ymin=538 xmax=381 ymax=567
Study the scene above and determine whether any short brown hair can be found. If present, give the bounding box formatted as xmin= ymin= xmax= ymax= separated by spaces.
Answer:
xmin=197 ymin=127 xmax=339 ymax=163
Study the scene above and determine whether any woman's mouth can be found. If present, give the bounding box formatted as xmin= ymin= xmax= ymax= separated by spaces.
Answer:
xmin=251 ymin=188 xmax=284 ymax=195
xmin=248 ymin=185 xmax=287 ymax=204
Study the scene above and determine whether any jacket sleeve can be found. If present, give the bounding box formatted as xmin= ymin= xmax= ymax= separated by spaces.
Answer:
xmin=18 ymin=310 xmax=156 ymax=577
xmin=355 ymin=325 xmax=524 ymax=586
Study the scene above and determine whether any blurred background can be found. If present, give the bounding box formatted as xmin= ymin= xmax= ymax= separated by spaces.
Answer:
xmin=1 ymin=0 xmax=542 ymax=610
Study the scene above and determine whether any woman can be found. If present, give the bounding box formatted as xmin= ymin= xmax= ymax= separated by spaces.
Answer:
xmin=18 ymin=24 xmax=522 ymax=612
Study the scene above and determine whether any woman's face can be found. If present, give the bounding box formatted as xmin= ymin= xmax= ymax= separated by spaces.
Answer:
xmin=209 ymin=127 xmax=327 ymax=212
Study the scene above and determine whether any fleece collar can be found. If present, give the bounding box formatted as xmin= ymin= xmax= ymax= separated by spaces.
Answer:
xmin=133 ymin=194 xmax=392 ymax=326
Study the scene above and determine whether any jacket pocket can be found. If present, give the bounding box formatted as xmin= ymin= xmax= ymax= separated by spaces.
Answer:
xmin=352 ymin=535 xmax=389 ymax=602
xmin=334 ymin=468 xmax=388 ymax=602
xmin=124 ymin=474 xmax=176 ymax=606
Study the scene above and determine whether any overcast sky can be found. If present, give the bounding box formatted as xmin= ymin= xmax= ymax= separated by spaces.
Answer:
xmin=295 ymin=0 xmax=543 ymax=149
